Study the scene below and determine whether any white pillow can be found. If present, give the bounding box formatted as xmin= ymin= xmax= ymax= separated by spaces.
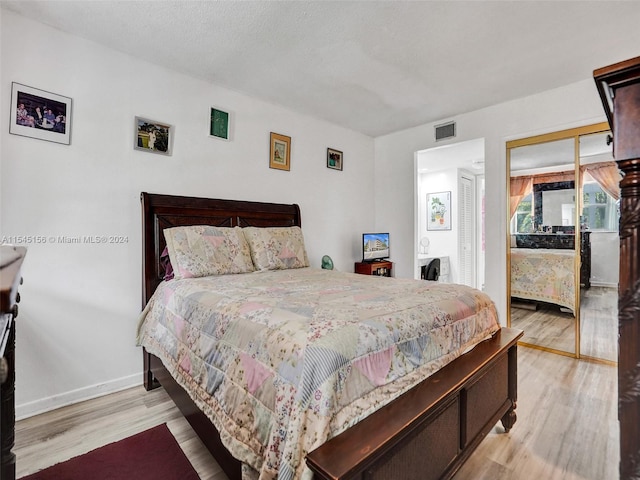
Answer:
xmin=243 ymin=226 xmax=310 ymax=271
xmin=163 ymin=225 xmax=254 ymax=279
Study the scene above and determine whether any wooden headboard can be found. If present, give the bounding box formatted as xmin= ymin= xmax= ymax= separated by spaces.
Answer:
xmin=140 ymin=192 xmax=302 ymax=307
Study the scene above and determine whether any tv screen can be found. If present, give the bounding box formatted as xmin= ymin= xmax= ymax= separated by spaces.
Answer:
xmin=363 ymin=233 xmax=390 ymax=261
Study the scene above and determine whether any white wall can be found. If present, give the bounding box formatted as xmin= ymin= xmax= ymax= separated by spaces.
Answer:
xmin=375 ymin=80 xmax=608 ymax=324
xmin=590 ymin=231 xmax=620 ymax=287
xmin=1 ymin=11 xmax=375 ymax=417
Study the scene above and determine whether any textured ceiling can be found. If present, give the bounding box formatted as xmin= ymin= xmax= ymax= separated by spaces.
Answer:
xmin=4 ymin=1 xmax=640 ymax=137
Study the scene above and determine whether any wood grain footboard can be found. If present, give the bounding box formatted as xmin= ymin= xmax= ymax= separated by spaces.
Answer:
xmin=144 ymin=328 xmax=521 ymax=480
xmin=307 ymin=327 xmax=522 ymax=480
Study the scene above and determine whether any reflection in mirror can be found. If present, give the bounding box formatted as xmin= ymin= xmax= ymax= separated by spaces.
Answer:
xmin=509 ymin=137 xmax=577 ymax=355
xmin=578 ymin=131 xmax=619 ymax=362
xmin=536 ymin=184 xmax=575 ymax=228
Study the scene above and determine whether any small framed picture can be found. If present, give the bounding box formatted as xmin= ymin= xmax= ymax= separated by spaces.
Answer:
xmin=10 ymin=82 xmax=72 ymax=145
xmin=210 ymin=107 xmax=230 ymax=140
xmin=427 ymin=191 xmax=452 ymax=230
xmin=134 ymin=116 xmax=173 ymax=156
xmin=327 ymin=148 xmax=343 ymax=171
xmin=269 ymin=132 xmax=291 ymax=171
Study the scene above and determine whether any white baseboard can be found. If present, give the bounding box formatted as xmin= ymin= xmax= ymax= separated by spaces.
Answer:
xmin=16 ymin=372 xmax=142 ymax=420
xmin=589 ymin=282 xmax=618 ymax=288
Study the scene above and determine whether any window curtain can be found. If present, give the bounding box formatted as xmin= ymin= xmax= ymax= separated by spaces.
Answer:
xmin=581 ymin=161 xmax=621 ymax=200
xmin=510 ymin=176 xmax=533 ymax=219
xmin=531 ymin=170 xmax=575 ymax=185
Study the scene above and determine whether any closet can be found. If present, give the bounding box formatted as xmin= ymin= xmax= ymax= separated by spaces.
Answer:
xmin=506 ymin=124 xmax=617 ymax=360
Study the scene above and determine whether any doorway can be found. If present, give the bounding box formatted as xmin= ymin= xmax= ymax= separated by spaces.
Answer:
xmin=414 ymin=138 xmax=485 ymax=288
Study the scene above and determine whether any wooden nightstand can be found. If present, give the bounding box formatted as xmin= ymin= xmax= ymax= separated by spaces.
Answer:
xmin=354 ymin=260 xmax=393 ymax=277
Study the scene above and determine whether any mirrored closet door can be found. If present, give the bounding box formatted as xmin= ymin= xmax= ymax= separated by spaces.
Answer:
xmin=578 ymin=131 xmax=619 ymax=362
xmin=507 ymin=123 xmax=616 ymax=360
xmin=508 ymin=135 xmax=579 ymax=356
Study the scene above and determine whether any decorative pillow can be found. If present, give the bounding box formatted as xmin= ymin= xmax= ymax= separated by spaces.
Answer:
xmin=163 ymin=225 xmax=254 ymax=279
xmin=243 ymin=226 xmax=310 ymax=271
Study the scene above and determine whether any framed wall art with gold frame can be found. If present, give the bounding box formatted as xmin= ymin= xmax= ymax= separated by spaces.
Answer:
xmin=269 ymin=132 xmax=291 ymax=171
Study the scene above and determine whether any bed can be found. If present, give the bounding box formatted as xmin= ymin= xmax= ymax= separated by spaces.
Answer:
xmin=138 ymin=192 xmax=522 ymax=480
xmin=510 ymin=248 xmax=576 ymax=312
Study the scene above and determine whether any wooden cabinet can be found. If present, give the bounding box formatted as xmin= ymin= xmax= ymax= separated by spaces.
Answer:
xmin=594 ymin=55 xmax=640 ymax=480
xmin=1 ymin=246 xmax=26 ymax=480
xmin=355 ymin=260 xmax=393 ymax=277
xmin=579 ymin=232 xmax=591 ymax=289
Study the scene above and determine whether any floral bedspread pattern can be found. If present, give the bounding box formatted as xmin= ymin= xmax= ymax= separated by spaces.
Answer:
xmin=137 ymin=268 xmax=500 ymax=479
xmin=511 ymin=248 xmax=576 ymax=311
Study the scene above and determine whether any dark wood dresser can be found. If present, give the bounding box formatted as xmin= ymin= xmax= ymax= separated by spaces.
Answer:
xmin=594 ymin=55 xmax=640 ymax=480
xmin=0 ymin=246 xmax=26 ymax=480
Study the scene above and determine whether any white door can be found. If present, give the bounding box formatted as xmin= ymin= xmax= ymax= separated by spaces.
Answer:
xmin=458 ymin=172 xmax=475 ymax=287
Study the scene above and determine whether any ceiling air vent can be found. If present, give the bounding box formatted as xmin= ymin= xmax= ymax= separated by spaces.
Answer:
xmin=435 ymin=121 xmax=456 ymax=141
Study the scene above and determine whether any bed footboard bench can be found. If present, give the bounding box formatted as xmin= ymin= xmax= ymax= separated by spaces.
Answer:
xmin=145 ymin=328 xmax=521 ymax=480
xmin=306 ymin=327 xmax=522 ymax=480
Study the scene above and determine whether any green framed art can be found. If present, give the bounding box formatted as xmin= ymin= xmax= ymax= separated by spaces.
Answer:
xmin=210 ymin=108 xmax=229 ymax=140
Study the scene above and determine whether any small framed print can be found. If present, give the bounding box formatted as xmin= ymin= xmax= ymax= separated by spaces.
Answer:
xmin=427 ymin=191 xmax=452 ymax=230
xmin=269 ymin=132 xmax=291 ymax=171
xmin=210 ymin=107 xmax=229 ymax=140
xmin=10 ymin=82 xmax=72 ymax=145
xmin=327 ymin=148 xmax=343 ymax=171
xmin=134 ymin=116 xmax=173 ymax=156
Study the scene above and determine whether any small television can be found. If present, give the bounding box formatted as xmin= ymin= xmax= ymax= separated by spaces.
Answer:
xmin=362 ymin=233 xmax=390 ymax=262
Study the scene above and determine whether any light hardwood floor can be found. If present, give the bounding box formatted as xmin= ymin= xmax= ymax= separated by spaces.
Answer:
xmin=453 ymin=346 xmax=618 ymax=480
xmin=511 ymin=302 xmax=575 ymax=353
xmin=511 ymin=286 xmax=617 ymax=362
xmin=580 ymin=286 xmax=618 ymax=361
xmin=15 ymin=386 xmax=227 ymax=480
xmin=15 ymin=346 xmax=617 ymax=480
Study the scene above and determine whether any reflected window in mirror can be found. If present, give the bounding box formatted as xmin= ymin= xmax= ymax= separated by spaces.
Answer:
xmin=579 ymin=131 xmax=620 ymax=233
xmin=582 ymin=180 xmax=618 ymax=231
xmin=534 ymin=181 xmax=575 ymax=231
xmin=513 ymin=193 xmax=533 ymax=233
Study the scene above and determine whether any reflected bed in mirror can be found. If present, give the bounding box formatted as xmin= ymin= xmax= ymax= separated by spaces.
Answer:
xmin=511 ymin=247 xmax=576 ymax=313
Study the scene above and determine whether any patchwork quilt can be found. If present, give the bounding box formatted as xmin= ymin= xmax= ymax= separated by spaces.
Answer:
xmin=137 ymin=268 xmax=500 ymax=479
xmin=511 ymin=248 xmax=576 ymax=312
